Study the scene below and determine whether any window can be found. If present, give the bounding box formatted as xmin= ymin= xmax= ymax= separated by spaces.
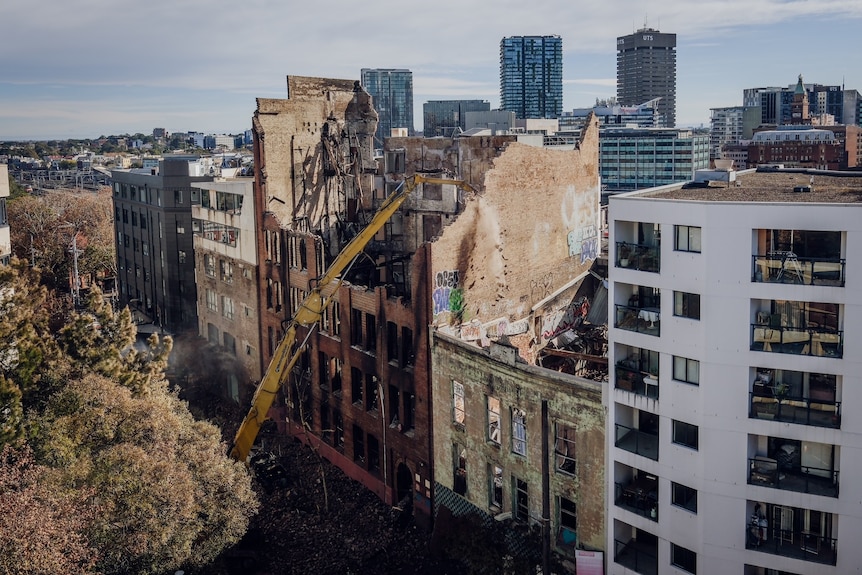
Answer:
xmin=672 ymin=420 xmax=699 ymax=450
xmin=142 ymin=242 xmax=149 ymax=256
xmin=365 ymin=313 xmax=377 ymax=353
xmin=174 ymin=190 xmax=183 ymax=205
xmin=453 ymin=444 xmax=467 ymax=495
xmin=487 ymin=396 xmax=501 ymax=445
xmin=351 ymin=367 xmax=363 ymax=405
xmin=365 ymin=374 xmax=378 ymax=412
xmin=555 ymin=423 xmax=576 ymax=475
xmin=672 ymin=482 xmax=697 ymax=513
xmin=557 ymin=496 xmax=577 ymax=552
xmin=387 ymin=321 xmax=399 ymax=363
xmin=675 ymin=225 xmax=701 ymax=253
xmin=513 ymin=477 xmax=529 ymax=522
xmin=352 ymin=424 xmax=364 ymax=464
xmin=453 ymin=381 xmax=465 ymax=427
xmin=674 ymin=291 xmax=700 ymax=320
xmin=223 ymin=332 xmax=236 ymax=356
xmin=402 ymin=326 xmax=414 ymax=366
xmin=140 ymin=213 xmax=147 ymax=229
xmin=206 ymin=289 xmax=217 ymax=312
xmin=403 ymin=392 xmax=415 ymax=432
xmin=178 ymin=250 xmax=187 ymax=264
xmin=351 ymin=308 xmax=363 ymax=347
xmin=490 ymin=465 xmax=503 ymax=509
xmin=220 ymin=259 xmax=233 ymax=283
xmin=670 ymin=543 xmax=697 ymax=574
xmin=673 ymin=356 xmax=700 ymax=385
xmin=512 ymin=408 xmax=527 ymax=456
xmin=221 ymin=296 xmax=234 ymax=320
xmin=333 ymin=410 xmax=344 ymax=450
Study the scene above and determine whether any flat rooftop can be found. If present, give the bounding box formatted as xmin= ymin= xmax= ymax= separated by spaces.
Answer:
xmin=641 ymin=170 xmax=862 ymax=203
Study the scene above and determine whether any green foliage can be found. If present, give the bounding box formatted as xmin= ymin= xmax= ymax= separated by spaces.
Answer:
xmin=0 ymin=261 xmax=259 ymax=575
xmin=449 ymin=288 xmax=466 ymax=324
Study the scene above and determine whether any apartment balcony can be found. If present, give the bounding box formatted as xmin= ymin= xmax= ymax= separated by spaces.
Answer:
xmin=748 ymin=456 xmax=839 ymax=498
xmin=615 ymin=304 xmax=661 ymax=336
xmin=616 ymin=241 xmax=660 ymax=273
xmin=749 ymin=392 xmax=841 ymax=429
xmin=751 ymin=324 xmax=843 ymax=358
xmin=614 ymin=537 xmax=658 ymax=575
xmin=752 ymin=253 xmax=844 ymax=286
xmin=615 ymin=423 xmax=659 ymax=461
xmin=615 ymin=477 xmax=659 ymax=522
xmin=746 ymin=524 xmax=836 ymax=566
xmin=615 ymin=363 xmax=659 ymax=400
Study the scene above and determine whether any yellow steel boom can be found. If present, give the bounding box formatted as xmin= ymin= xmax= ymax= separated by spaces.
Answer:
xmin=229 ymin=174 xmax=475 ymax=462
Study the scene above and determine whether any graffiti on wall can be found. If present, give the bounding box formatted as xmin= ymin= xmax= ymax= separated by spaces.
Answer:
xmin=541 ymin=296 xmax=591 ymax=341
xmin=568 ymin=224 xmax=599 ymax=264
xmin=433 ymin=270 xmax=460 ymax=317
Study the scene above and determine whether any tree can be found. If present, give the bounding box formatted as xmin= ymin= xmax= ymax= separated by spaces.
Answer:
xmin=0 ymin=445 xmax=99 ymax=575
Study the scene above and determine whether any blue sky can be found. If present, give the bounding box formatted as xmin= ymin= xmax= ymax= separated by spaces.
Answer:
xmin=2 ymin=0 xmax=862 ymax=141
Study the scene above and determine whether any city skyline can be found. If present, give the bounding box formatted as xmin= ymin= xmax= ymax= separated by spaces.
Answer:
xmin=2 ymin=0 xmax=862 ymax=141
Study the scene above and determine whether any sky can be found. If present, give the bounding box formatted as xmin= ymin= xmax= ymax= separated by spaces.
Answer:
xmin=2 ymin=0 xmax=862 ymax=141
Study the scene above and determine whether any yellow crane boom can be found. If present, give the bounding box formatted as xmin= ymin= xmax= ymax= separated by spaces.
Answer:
xmin=229 ymin=174 xmax=476 ymax=462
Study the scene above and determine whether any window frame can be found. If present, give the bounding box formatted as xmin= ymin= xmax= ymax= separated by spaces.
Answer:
xmin=487 ymin=396 xmax=501 ymax=445
xmin=673 ymin=291 xmax=701 ymax=320
xmin=672 ymin=419 xmax=699 ymax=450
xmin=453 ymin=380 xmax=466 ymax=428
xmin=554 ymin=423 xmax=577 ymax=476
xmin=512 ymin=408 xmax=527 ymax=457
xmin=672 ymin=356 xmax=700 ymax=385
xmin=671 ymin=481 xmax=698 ymax=513
xmin=670 ymin=542 xmax=697 ymax=574
xmin=674 ymin=225 xmax=701 ymax=253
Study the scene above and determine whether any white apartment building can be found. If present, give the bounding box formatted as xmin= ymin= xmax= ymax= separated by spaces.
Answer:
xmin=607 ymin=169 xmax=862 ymax=575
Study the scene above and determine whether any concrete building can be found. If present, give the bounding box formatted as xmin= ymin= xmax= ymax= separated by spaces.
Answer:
xmin=465 ymin=109 xmax=517 ymax=133
xmin=748 ymin=125 xmax=862 ymax=170
xmin=744 ymin=81 xmax=862 ymax=128
xmin=423 ymin=100 xmax=491 ymax=137
xmin=599 ymin=127 xmax=710 ymax=192
xmin=499 ymin=35 xmax=563 ymax=120
xmin=191 ymin=177 xmax=261 ymax=401
xmin=607 ymin=168 xmax=862 ymax=574
xmin=616 ymin=28 xmax=676 ymax=128
xmin=0 ymin=164 xmax=9 ymax=265
xmin=112 ymin=156 xmax=217 ymax=333
xmin=709 ymin=106 xmax=755 ymax=160
xmin=361 ymin=68 xmax=414 ymax=148
xmin=561 ymin=99 xmax=661 ymax=132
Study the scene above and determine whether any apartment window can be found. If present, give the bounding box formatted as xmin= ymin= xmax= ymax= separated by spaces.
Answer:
xmin=365 ymin=374 xmax=378 ymax=412
xmin=675 ymin=225 xmax=701 ymax=253
xmin=670 ymin=543 xmax=697 ymax=574
xmin=672 ymin=420 xmax=699 ymax=450
xmin=490 ymin=465 xmax=503 ymax=509
xmin=333 ymin=410 xmax=344 ymax=450
xmin=122 ymin=209 xmax=129 ymax=224
xmin=351 ymin=308 xmax=363 ymax=348
xmin=673 ymin=356 xmax=700 ymax=385
xmin=453 ymin=381 xmax=466 ymax=427
xmin=453 ymin=444 xmax=467 ymax=495
xmin=367 ymin=434 xmax=380 ymax=474
xmin=351 ymin=367 xmax=363 ymax=405
xmin=221 ymin=296 xmax=234 ymax=320
xmin=555 ymin=423 xmax=576 ymax=475
xmin=674 ymin=291 xmax=701 ymax=320
xmin=513 ymin=477 xmax=529 ymax=523
xmin=142 ymin=242 xmax=149 ymax=256
xmin=206 ymin=289 xmax=217 ymax=312
xmin=174 ymin=190 xmax=183 ymax=205
xmin=178 ymin=250 xmax=187 ymax=264
xmin=672 ymin=482 xmax=697 ymax=513
xmin=223 ymin=332 xmax=236 ymax=356
xmin=131 ymin=211 xmax=137 ymax=226
xmin=140 ymin=213 xmax=147 ymax=229
xmin=487 ymin=396 xmax=501 ymax=445
xmin=512 ymin=408 xmax=527 ymax=456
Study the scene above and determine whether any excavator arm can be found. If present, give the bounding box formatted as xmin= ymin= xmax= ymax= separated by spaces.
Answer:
xmin=229 ymin=174 xmax=475 ymax=462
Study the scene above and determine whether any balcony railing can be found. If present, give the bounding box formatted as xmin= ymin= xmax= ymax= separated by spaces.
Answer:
xmin=615 ymin=481 xmax=659 ymax=521
xmin=752 ymin=253 xmax=845 ymax=286
xmin=749 ymin=392 xmax=841 ymax=429
xmin=615 ymin=364 xmax=659 ymax=399
xmin=615 ymin=304 xmax=661 ymax=336
xmin=614 ymin=538 xmax=658 ymax=575
xmin=751 ymin=324 xmax=843 ymax=358
xmin=617 ymin=241 xmax=661 ymax=273
xmin=615 ymin=423 xmax=659 ymax=461
xmin=746 ymin=524 xmax=837 ymax=565
xmin=747 ymin=457 xmax=839 ymax=498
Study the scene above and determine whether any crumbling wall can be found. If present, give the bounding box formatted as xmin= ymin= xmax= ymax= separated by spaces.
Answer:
xmin=429 ymin=117 xmax=601 ymax=336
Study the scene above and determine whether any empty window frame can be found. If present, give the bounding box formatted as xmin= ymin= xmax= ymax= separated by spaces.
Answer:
xmin=672 ymin=420 xmax=699 ymax=450
xmin=673 ymin=356 xmax=700 ymax=385
xmin=674 ymin=291 xmax=701 ymax=320
xmin=671 ymin=482 xmax=697 ymax=513
xmin=512 ymin=408 xmax=527 ymax=456
xmin=453 ymin=381 xmax=465 ymax=427
xmin=490 ymin=465 xmax=504 ymax=509
xmin=555 ymin=423 xmax=576 ymax=475
xmin=675 ymin=225 xmax=701 ymax=253
xmin=487 ymin=396 xmax=501 ymax=445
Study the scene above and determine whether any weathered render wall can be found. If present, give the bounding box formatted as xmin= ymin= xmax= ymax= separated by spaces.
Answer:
xmin=431 ymin=331 xmax=606 ymax=556
xmin=429 ymin=118 xmax=601 ymax=338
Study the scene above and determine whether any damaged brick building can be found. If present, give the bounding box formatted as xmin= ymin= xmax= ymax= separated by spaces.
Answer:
xmin=249 ymin=76 xmax=608 ymax=563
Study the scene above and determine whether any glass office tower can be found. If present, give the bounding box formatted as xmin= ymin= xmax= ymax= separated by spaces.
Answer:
xmin=499 ymin=35 xmax=563 ymax=119
xmin=361 ymin=68 xmax=414 ymax=149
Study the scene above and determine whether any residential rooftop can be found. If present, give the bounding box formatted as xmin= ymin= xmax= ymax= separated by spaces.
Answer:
xmin=639 ymin=169 xmax=862 ymax=203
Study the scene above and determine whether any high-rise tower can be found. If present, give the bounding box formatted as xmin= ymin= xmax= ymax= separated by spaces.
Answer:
xmin=616 ymin=28 xmax=676 ymax=127
xmin=499 ymin=35 xmax=563 ymax=119
xmin=360 ymin=68 xmax=414 ymax=149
